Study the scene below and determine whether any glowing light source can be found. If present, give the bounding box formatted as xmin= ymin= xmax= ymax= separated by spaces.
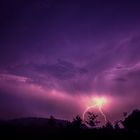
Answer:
xmin=82 ymin=96 xmax=108 ymax=124
xmin=93 ymin=97 xmax=106 ymax=107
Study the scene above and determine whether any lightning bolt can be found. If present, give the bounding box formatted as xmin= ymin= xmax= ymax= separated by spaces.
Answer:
xmin=82 ymin=104 xmax=107 ymax=124
xmin=99 ymin=106 xmax=107 ymax=122
xmin=82 ymin=105 xmax=97 ymax=121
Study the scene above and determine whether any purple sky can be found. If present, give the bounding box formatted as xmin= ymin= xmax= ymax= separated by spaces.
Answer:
xmin=1 ymin=0 xmax=140 ymax=122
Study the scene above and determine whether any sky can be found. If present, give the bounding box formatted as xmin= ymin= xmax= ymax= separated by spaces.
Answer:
xmin=1 ymin=0 xmax=140 ymax=123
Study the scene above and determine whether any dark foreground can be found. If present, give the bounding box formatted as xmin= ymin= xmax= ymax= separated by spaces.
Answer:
xmin=0 ymin=118 xmax=140 ymax=139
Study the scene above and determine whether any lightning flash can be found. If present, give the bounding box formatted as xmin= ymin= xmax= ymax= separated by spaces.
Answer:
xmin=83 ymin=97 xmax=107 ymax=123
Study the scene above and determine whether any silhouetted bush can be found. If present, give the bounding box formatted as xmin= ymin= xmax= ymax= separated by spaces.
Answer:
xmin=48 ymin=115 xmax=56 ymax=129
xmin=0 ymin=109 xmax=140 ymax=139
xmin=114 ymin=121 xmax=120 ymax=130
xmin=72 ymin=115 xmax=83 ymax=129
xmin=85 ymin=112 xmax=100 ymax=128
xmin=104 ymin=121 xmax=113 ymax=129
xmin=122 ymin=109 xmax=140 ymax=132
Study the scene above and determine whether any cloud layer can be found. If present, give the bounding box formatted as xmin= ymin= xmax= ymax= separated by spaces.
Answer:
xmin=1 ymin=0 xmax=140 ymax=121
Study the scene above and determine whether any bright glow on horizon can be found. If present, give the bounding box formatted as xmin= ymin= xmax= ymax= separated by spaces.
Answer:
xmin=82 ymin=96 xmax=109 ymax=125
xmin=93 ymin=97 xmax=107 ymax=108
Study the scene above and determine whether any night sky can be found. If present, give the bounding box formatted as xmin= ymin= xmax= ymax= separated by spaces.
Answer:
xmin=1 ymin=0 xmax=140 ymax=122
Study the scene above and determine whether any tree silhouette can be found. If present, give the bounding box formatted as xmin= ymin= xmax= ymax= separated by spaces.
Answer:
xmin=123 ymin=112 xmax=128 ymax=118
xmin=122 ymin=109 xmax=140 ymax=131
xmin=65 ymin=121 xmax=72 ymax=129
xmin=85 ymin=112 xmax=100 ymax=128
xmin=48 ymin=115 xmax=56 ymax=129
xmin=104 ymin=121 xmax=113 ymax=129
xmin=72 ymin=115 xmax=83 ymax=129
xmin=114 ymin=121 xmax=120 ymax=130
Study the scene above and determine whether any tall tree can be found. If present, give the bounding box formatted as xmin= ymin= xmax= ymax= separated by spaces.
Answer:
xmin=85 ymin=112 xmax=100 ymax=128
xmin=72 ymin=115 xmax=83 ymax=129
xmin=122 ymin=109 xmax=140 ymax=131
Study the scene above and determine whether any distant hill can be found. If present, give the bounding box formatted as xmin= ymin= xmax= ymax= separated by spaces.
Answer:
xmin=0 ymin=117 xmax=69 ymax=128
xmin=0 ymin=116 xmax=139 ymax=139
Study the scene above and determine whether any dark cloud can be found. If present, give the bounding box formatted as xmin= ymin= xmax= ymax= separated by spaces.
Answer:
xmin=0 ymin=80 xmax=82 ymax=120
xmin=113 ymin=78 xmax=127 ymax=82
xmin=36 ymin=60 xmax=77 ymax=80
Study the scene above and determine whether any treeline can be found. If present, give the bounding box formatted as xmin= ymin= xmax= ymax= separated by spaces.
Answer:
xmin=0 ymin=109 xmax=140 ymax=139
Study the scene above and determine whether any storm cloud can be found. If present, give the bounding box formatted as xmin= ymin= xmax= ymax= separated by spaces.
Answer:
xmin=1 ymin=0 xmax=140 ymax=121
